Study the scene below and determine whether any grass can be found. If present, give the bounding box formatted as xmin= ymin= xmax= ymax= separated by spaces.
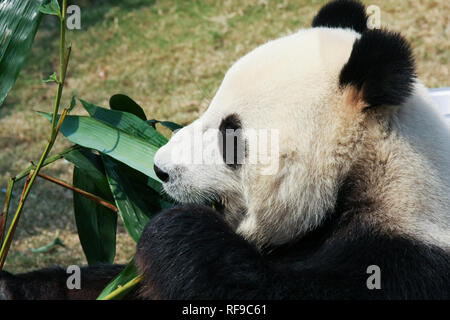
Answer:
xmin=0 ymin=0 xmax=449 ymax=273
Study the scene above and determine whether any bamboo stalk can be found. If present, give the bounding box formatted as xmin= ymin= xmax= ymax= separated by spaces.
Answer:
xmin=98 ymin=275 xmax=144 ymax=300
xmin=13 ymin=145 xmax=79 ymax=182
xmin=0 ymin=0 xmax=69 ymax=271
xmin=1 ymin=144 xmax=79 ymax=246
xmin=0 ymin=179 xmax=14 ymax=246
xmin=37 ymin=172 xmax=118 ymax=213
xmin=55 ymin=107 xmax=69 ymax=134
xmin=0 ymin=171 xmax=33 ymax=269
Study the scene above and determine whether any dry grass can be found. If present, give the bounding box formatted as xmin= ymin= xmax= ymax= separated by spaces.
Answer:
xmin=0 ymin=0 xmax=448 ymax=273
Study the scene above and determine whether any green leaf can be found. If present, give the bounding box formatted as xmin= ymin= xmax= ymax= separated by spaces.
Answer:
xmin=73 ymin=166 xmax=117 ymax=265
xmin=64 ymin=147 xmax=112 ymax=198
xmin=65 ymin=147 xmax=118 ymax=265
xmin=97 ymin=258 xmax=140 ymax=300
xmin=147 ymin=119 xmax=183 ymax=132
xmin=30 ymin=238 xmax=65 ymax=253
xmin=103 ymin=156 xmax=172 ymax=243
xmin=68 ymin=95 xmax=76 ymax=112
xmin=0 ymin=0 xmax=49 ymax=107
xmin=38 ymin=112 xmax=161 ymax=182
xmin=42 ymin=71 xmax=58 ymax=83
xmin=109 ymin=94 xmax=147 ymax=121
xmin=38 ymin=0 xmax=61 ymax=17
xmin=80 ymin=99 xmax=167 ymax=148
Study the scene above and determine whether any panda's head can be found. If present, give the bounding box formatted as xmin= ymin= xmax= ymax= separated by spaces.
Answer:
xmin=154 ymin=0 xmax=416 ymax=247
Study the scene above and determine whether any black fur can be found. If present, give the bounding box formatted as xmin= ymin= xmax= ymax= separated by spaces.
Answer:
xmin=339 ymin=29 xmax=416 ymax=107
xmin=0 ymin=264 xmax=126 ymax=300
xmin=3 ymin=200 xmax=449 ymax=299
xmin=312 ymin=0 xmax=368 ymax=33
xmin=131 ymin=204 xmax=450 ymax=299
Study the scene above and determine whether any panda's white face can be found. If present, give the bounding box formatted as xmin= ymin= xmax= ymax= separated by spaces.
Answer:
xmin=154 ymin=27 xmax=365 ymax=246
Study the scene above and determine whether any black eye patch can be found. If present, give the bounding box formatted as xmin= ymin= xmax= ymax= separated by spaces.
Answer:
xmin=219 ymin=114 xmax=246 ymax=168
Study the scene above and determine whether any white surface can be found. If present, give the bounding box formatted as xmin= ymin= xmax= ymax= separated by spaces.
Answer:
xmin=430 ymin=87 xmax=450 ymax=126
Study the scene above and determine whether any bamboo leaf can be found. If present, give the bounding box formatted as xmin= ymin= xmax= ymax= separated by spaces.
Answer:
xmin=103 ymin=156 xmax=172 ymax=243
xmin=109 ymin=94 xmax=147 ymax=121
xmin=42 ymin=71 xmax=58 ymax=83
xmin=64 ymin=147 xmax=112 ymax=200
xmin=68 ymin=95 xmax=76 ymax=111
xmin=80 ymin=99 xmax=168 ymax=148
xmin=147 ymin=119 xmax=183 ymax=132
xmin=0 ymin=0 xmax=49 ymax=107
xmin=73 ymin=166 xmax=117 ymax=265
xmin=38 ymin=0 xmax=61 ymax=17
xmin=38 ymin=112 xmax=161 ymax=182
xmin=30 ymin=238 xmax=65 ymax=253
xmin=65 ymin=147 xmax=118 ymax=265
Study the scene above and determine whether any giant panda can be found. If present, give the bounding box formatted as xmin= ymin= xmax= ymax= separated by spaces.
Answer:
xmin=1 ymin=0 xmax=449 ymax=300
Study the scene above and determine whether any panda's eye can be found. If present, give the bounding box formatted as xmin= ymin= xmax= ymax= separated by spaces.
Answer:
xmin=219 ymin=114 xmax=245 ymax=168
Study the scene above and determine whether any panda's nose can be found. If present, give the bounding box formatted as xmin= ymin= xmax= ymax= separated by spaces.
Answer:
xmin=154 ymin=164 xmax=169 ymax=183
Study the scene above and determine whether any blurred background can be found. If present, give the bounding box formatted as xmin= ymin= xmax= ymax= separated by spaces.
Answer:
xmin=0 ymin=0 xmax=449 ymax=272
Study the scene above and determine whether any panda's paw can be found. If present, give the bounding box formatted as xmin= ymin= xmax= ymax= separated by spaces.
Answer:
xmin=135 ymin=203 xmax=233 ymax=268
xmin=139 ymin=203 xmax=230 ymax=242
xmin=135 ymin=204 xmax=239 ymax=299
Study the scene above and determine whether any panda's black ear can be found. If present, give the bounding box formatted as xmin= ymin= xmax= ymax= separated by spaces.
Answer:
xmin=312 ymin=0 xmax=368 ymax=33
xmin=339 ymin=29 xmax=416 ymax=108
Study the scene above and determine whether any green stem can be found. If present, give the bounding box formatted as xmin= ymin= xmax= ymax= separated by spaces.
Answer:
xmin=98 ymin=275 xmax=144 ymax=300
xmin=0 ymin=178 xmax=14 ymax=246
xmin=0 ymin=0 xmax=68 ymax=271
xmin=51 ymin=0 xmax=68 ymax=134
xmin=13 ymin=145 xmax=79 ymax=182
